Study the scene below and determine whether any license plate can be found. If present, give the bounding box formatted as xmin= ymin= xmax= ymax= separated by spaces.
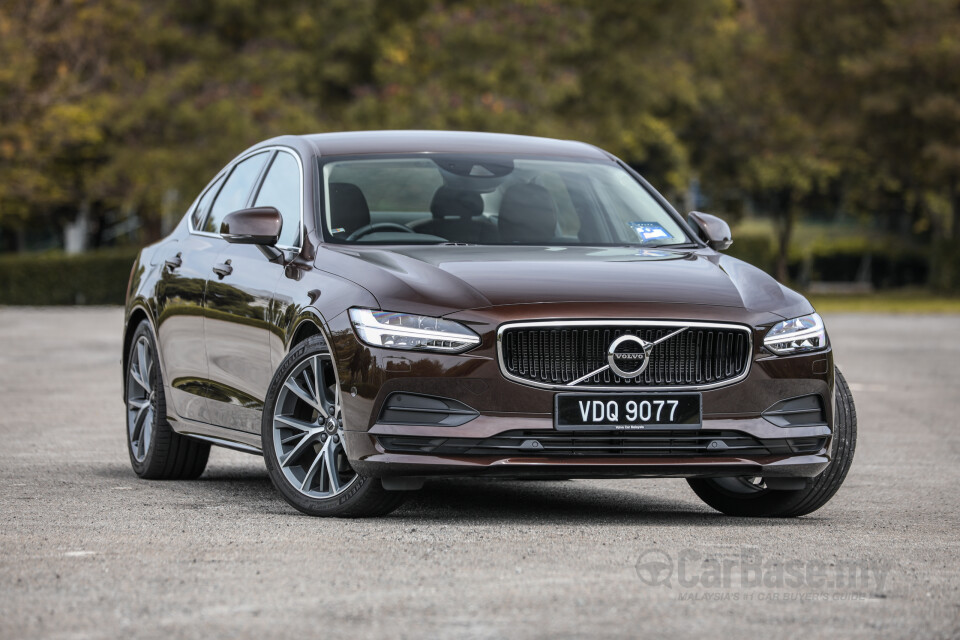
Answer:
xmin=554 ymin=393 xmax=701 ymax=431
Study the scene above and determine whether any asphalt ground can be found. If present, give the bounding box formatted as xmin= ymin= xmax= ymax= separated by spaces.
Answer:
xmin=0 ymin=307 xmax=958 ymax=639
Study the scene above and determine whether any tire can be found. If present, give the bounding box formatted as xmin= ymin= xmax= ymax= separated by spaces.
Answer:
xmin=125 ymin=320 xmax=210 ymax=479
xmin=261 ymin=334 xmax=406 ymax=517
xmin=688 ymin=368 xmax=857 ymax=517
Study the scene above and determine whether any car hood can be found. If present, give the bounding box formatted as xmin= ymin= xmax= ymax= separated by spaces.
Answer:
xmin=320 ymin=245 xmax=809 ymax=319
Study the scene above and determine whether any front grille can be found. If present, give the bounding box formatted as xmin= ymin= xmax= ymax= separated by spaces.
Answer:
xmin=498 ymin=322 xmax=752 ymax=389
xmin=378 ymin=430 xmax=788 ymax=458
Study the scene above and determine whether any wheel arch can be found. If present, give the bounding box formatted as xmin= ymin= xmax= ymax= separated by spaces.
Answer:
xmin=287 ymin=306 xmax=339 ymax=352
xmin=290 ymin=315 xmax=323 ymax=348
xmin=122 ymin=303 xmax=155 ymax=400
xmin=284 ymin=308 xmax=344 ymax=399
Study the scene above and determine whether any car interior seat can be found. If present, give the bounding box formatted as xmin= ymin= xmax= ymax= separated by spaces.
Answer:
xmin=411 ymin=185 xmax=499 ymax=243
xmin=498 ymin=183 xmax=559 ymax=244
xmin=328 ymin=182 xmax=371 ymax=237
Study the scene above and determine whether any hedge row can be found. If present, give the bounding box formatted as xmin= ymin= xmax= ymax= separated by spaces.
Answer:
xmin=929 ymin=239 xmax=960 ymax=293
xmin=0 ymin=247 xmax=141 ymax=305
xmin=725 ymin=232 xmax=939 ymax=290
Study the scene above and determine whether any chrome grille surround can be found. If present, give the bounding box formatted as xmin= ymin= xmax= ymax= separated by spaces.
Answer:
xmin=496 ymin=320 xmax=754 ymax=391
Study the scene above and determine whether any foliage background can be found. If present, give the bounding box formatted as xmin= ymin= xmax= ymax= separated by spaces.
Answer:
xmin=1 ymin=0 xmax=959 ymax=295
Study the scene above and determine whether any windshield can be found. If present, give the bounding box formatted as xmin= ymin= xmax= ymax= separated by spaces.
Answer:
xmin=320 ymin=154 xmax=691 ymax=247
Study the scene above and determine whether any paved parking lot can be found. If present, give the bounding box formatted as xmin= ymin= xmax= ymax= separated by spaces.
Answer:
xmin=0 ymin=307 xmax=958 ymax=639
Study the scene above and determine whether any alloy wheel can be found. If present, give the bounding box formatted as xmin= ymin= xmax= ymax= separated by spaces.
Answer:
xmin=271 ymin=354 xmax=358 ymax=498
xmin=126 ymin=336 xmax=156 ymax=462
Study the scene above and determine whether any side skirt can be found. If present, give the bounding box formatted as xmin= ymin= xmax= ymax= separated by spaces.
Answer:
xmin=167 ymin=414 xmax=263 ymax=455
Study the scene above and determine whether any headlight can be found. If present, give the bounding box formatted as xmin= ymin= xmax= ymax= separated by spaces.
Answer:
xmin=764 ymin=313 xmax=828 ymax=355
xmin=349 ymin=308 xmax=481 ymax=353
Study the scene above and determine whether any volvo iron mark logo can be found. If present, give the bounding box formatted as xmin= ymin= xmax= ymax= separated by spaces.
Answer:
xmin=607 ymin=334 xmax=651 ymax=379
xmin=566 ymin=326 xmax=688 ymax=387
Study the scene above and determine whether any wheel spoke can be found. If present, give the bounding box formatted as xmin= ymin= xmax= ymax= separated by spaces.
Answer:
xmin=281 ymin=432 xmax=317 ymax=468
xmin=280 ymin=432 xmax=306 ymax=446
xmin=274 ymin=414 xmax=315 ymax=433
xmin=130 ymin=370 xmax=148 ymax=392
xmin=301 ymin=367 xmax=318 ymax=407
xmin=310 ymin=355 xmax=336 ymax=418
xmin=136 ymin=341 xmax=151 ymax=394
xmin=324 ymin=442 xmax=341 ymax=493
xmin=332 ymin=384 xmax=342 ymax=420
xmin=140 ymin=410 xmax=153 ymax=454
xmin=284 ymin=378 xmax=325 ymax=416
xmin=312 ymin=356 xmax=324 ymax=410
xmin=300 ymin=447 xmax=325 ymax=492
xmin=131 ymin=402 xmax=149 ymax=441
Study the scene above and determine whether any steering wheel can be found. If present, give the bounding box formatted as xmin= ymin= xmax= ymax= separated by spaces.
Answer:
xmin=346 ymin=222 xmax=417 ymax=241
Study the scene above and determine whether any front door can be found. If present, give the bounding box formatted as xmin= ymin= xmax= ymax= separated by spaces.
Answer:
xmin=203 ymin=243 xmax=284 ymax=432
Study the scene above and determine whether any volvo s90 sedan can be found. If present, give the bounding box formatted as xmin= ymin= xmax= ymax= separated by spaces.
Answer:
xmin=123 ymin=130 xmax=856 ymax=517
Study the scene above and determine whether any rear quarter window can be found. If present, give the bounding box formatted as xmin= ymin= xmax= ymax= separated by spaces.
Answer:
xmin=190 ymin=174 xmax=225 ymax=230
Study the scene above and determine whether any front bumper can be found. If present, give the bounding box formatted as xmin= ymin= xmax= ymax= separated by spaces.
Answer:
xmin=327 ymin=303 xmax=835 ymax=480
xmin=345 ymin=415 xmax=830 ymax=479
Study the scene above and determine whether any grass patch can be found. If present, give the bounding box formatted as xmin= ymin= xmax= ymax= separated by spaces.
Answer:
xmin=809 ymin=290 xmax=960 ymax=313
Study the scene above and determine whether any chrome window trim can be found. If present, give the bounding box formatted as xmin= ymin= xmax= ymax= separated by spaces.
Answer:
xmin=187 ymin=145 xmax=305 ymax=254
xmin=496 ymin=319 xmax=754 ymax=392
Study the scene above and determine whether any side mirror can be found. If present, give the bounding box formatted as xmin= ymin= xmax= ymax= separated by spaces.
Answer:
xmin=687 ymin=211 xmax=732 ymax=251
xmin=220 ymin=207 xmax=282 ymax=245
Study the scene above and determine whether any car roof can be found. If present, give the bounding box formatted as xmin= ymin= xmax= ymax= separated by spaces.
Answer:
xmin=258 ymin=130 xmax=613 ymax=160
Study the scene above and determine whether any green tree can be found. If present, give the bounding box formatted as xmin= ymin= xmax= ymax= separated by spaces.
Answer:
xmin=689 ymin=1 xmax=850 ymax=283
xmin=2 ymin=0 xmax=958 ymax=294
xmin=346 ymin=0 xmax=733 ymax=199
xmin=0 ymin=0 xmax=156 ymax=248
xmin=570 ymin=0 xmax=734 ymax=197
xmin=843 ymin=0 xmax=960 ymax=240
xmin=345 ymin=1 xmax=591 ymax=137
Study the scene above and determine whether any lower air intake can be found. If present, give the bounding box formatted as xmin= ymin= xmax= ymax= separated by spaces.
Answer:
xmin=378 ymin=430 xmax=797 ymax=458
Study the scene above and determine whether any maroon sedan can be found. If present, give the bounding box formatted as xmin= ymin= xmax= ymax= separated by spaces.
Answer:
xmin=123 ymin=131 xmax=856 ymax=517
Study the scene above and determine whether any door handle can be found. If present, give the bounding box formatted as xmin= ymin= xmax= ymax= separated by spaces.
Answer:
xmin=164 ymin=253 xmax=182 ymax=270
xmin=212 ymin=260 xmax=233 ymax=279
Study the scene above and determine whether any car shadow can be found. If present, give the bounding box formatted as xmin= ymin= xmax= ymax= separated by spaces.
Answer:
xmin=391 ymin=479 xmax=801 ymax=527
xmin=94 ymin=462 xmax=279 ymax=504
xmin=96 ymin=463 xmax=825 ymax=526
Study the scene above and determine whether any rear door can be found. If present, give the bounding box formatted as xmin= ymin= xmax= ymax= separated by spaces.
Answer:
xmin=155 ymin=173 xmax=225 ymax=423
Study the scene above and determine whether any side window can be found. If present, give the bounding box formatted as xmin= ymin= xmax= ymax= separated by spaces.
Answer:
xmin=253 ymin=152 xmax=301 ymax=247
xmin=203 ymin=152 xmax=270 ymax=234
xmin=190 ymin=174 xmax=225 ymax=230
